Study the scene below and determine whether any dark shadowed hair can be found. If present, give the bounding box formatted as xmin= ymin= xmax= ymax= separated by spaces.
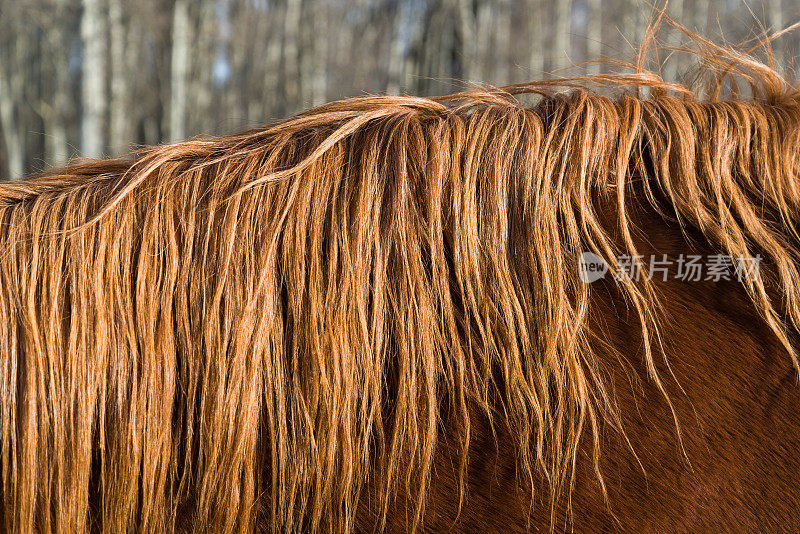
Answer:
xmin=2 ymin=22 xmax=800 ymax=533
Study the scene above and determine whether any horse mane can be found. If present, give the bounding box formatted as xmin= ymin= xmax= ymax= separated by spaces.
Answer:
xmin=2 ymin=27 xmax=800 ymax=533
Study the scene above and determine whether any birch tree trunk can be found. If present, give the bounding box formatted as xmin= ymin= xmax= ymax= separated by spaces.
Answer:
xmin=493 ymin=0 xmax=513 ymax=82
xmin=109 ymin=0 xmax=131 ymax=153
xmin=0 ymin=53 xmax=24 ymax=178
xmin=43 ymin=0 xmax=71 ymax=167
xmin=312 ymin=9 xmax=328 ymax=107
xmin=473 ymin=1 xmax=493 ymax=81
xmin=551 ymin=0 xmax=573 ymax=72
xmin=387 ymin=0 xmax=425 ymax=94
xmin=387 ymin=2 xmax=410 ymax=93
xmin=169 ymin=0 xmax=191 ymax=142
xmin=586 ymin=0 xmax=602 ymax=74
xmin=454 ymin=0 xmax=473 ymax=82
xmin=80 ymin=0 xmax=106 ymax=158
xmin=301 ymin=0 xmax=327 ymax=107
xmin=191 ymin=1 xmax=216 ymax=134
xmin=283 ymin=0 xmax=302 ymax=111
xmin=527 ymin=0 xmax=546 ymax=77
xmin=615 ymin=0 xmax=647 ymax=61
xmin=261 ymin=1 xmax=284 ymax=114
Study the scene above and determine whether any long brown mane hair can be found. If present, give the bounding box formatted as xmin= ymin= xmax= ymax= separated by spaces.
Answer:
xmin=2 ymin=24 xmax=800 ymax=532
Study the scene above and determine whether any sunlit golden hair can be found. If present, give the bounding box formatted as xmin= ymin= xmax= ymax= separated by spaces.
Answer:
xmin=2 ymin=22 xmax=800 ymax=533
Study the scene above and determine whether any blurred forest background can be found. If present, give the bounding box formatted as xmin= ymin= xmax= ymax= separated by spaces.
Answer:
xmin=0 ymin=0 xmax=798 ymax=179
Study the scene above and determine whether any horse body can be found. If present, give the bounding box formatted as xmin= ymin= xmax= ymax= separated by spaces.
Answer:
xmin=2 ymin=44 xmax=800 ymax=532
xmin=372 ymin=202 xmax=800 ymax=532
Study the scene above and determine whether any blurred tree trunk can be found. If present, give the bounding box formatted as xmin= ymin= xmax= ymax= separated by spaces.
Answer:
xmin=191 ymin=1 xmax=216 ymax=134
xmin=621 ymin=0 xmax=643 ymax=57
xmin=283 ymin=0 xmax=302 ymax=111
xmin=81 ymin=0 xmax=107 ymax=158
xmin=261 ymin=1 xmax=284 ymax=115
xmin=455 ymin=0 xmax=474 ymax=81
xmin=387 ymin=0 xmax=425 ymax=93
xmin=418 ymin=3 xmax=450 ymax=94
xmin=527 ymin=0 xmax=545 ymax=77
xmin=169 ymin=0 xmax=191 ymax=142
xmin=301 ymin=0 xmax=327 ymax=107
xmin=387 ymin=1 xmax=412 ymax=93
xmin=109 ymin=0 xmax=132 ymax=153
xmin=0 ymin=53 xmax=24 ymax=179
xmin=455 ymin=0 xmax=488 ymax=82
xmin=493 ymin=0 xmax=513 ymax=82
xmin=43 ymin=0 xmax=71 ymax=167
xmin=473 ymin=1 xmax=494 ymax=81
xmin=690 ymin=0 xmax=709 ymax=34
xmin=586 ymin=0 xmax=602 ymax=74
xmin=551 ymin=0 xmax=572 ymax=72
